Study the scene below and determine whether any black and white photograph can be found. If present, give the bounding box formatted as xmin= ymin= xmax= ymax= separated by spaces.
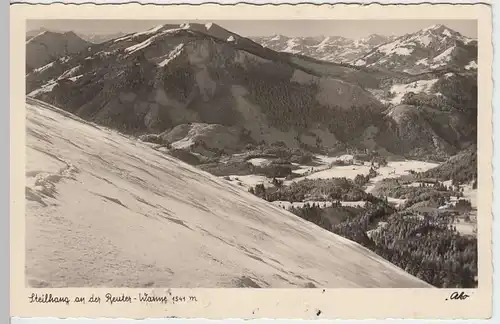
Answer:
xmin=23 ymin=17 xmax=481 ymax=290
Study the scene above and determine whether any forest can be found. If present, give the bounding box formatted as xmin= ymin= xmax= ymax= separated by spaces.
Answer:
xmin=418 ymin=146 xmax=477 ymax=184
xmin=287 ymin=201 xmax=477 ymax=288
xmin=249 ymin=177 xmax=381 ymax=203
xmin=246 ymin=157 xmax=478 ymax=288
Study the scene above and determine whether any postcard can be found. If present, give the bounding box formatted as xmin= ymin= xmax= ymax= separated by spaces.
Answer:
xmin=10 ymin=1 xmax=493 ymax=320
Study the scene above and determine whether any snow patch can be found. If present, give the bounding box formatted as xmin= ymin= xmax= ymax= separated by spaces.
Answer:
xmin=417 ymin=35 xmax=432 ymax=47
xmin=132 ymin=24 xmax=165 ymax=38
xmin=158 ymin=43 xmax=184 ymax=67
xmin=68 ymin=75 xmax=83 ymax=82
xmin=442 ymin=29 xmax=452 ymax=37
xmin=465 ymin=60 xmax=477 ymax=70
xmin=433 ymin=46 xmax=455 ymax=63
xmin=124 ymin=36 xmax=156 ymax=54
xmin=377 ymin=40 xmax=414 ymax=56
xmin=354 ymin=59 xmax=366 ymax=66
xmin=125 ymin=30 xmax=182 ymax=55
xmin=33 ymin=62 xmax=55 ymax=74
xmin=389 ymin=79 xmax=439 ymax=104
xmin=284 ymin=39 xmax=301 ymax=53
xmin=393 ymin=47 xmax=413 ymax=56
xmin=28 ymin=80 xmax=58 ymax=97
xmin=247 ymin=158 xmax=270 ymax=166
xmin=416 ymin=58 xmax=429 ymax=66
xmin=58 ymin=65 xmax=81 ymax=80
xmin=315 ymin=37 xmax=331 ymax=51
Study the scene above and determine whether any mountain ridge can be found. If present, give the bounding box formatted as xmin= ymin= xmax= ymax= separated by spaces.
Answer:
xmin=26 ymin=30 xmax=92 ymax=72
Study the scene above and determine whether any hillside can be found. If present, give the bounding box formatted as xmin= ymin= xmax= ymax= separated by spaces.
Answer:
xmin=419 ymin=145 xmax=477 ymax=183
xmin=26 ymin=30 xmax=92 ymax=72
xmin=25 ymin=23 xmax=476 ymax=160
xmin=251 ymin=34 xmax=396 ymax=63
xmin=353 ymin=24 xmax=477 ymax=74
xmin=25 ymin=97 xmax=431 ymax=288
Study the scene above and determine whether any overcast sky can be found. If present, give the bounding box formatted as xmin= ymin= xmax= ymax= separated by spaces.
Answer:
xmin=27 ymin=19 xmax=477 ymax=39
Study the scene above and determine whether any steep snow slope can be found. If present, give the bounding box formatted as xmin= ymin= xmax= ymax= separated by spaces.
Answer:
xmin=25 ymin=98 xmax=431 ymax=288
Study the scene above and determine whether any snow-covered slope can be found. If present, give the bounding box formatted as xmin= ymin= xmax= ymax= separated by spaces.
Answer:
xmin=353 ymin=24 xmax=477 ymax=73
xmin=251 ymin=34 xmax=396 ymax=63
xmin=25 ymin=97 xmax=431 ymax=288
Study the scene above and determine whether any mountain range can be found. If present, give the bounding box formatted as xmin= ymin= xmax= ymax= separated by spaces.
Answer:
xmin=251 ymin=24 xmax=477 ymax=75
xmin=25 ymin=22 xmax=477 ymax=161
xmin=251 ymin=33 xmax=397 ymax=64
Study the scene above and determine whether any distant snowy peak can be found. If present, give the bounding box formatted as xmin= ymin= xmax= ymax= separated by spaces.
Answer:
xmin=250 ymin=34 xmax=395 ymax=63
xmin=353 ymin=24 xmax=477 ymax=73
xmin=79 ymin=32 xmax=128 ymax=44
xmin=422 ymin=24 xmax=463 ymax=38
xmin=417 ymin=24 xmax=475 ymax=46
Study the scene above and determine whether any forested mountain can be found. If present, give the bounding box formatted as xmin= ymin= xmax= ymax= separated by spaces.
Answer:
xmin=26 ymin=23 xmax=477 ymax=160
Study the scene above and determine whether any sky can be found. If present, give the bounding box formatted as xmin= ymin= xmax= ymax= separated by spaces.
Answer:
xmin=27 ymin=19 xmax=477 ymax=39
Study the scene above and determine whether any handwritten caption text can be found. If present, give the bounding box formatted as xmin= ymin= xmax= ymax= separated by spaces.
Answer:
xmin=28 ymin=292 xmax=198 ymax=306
